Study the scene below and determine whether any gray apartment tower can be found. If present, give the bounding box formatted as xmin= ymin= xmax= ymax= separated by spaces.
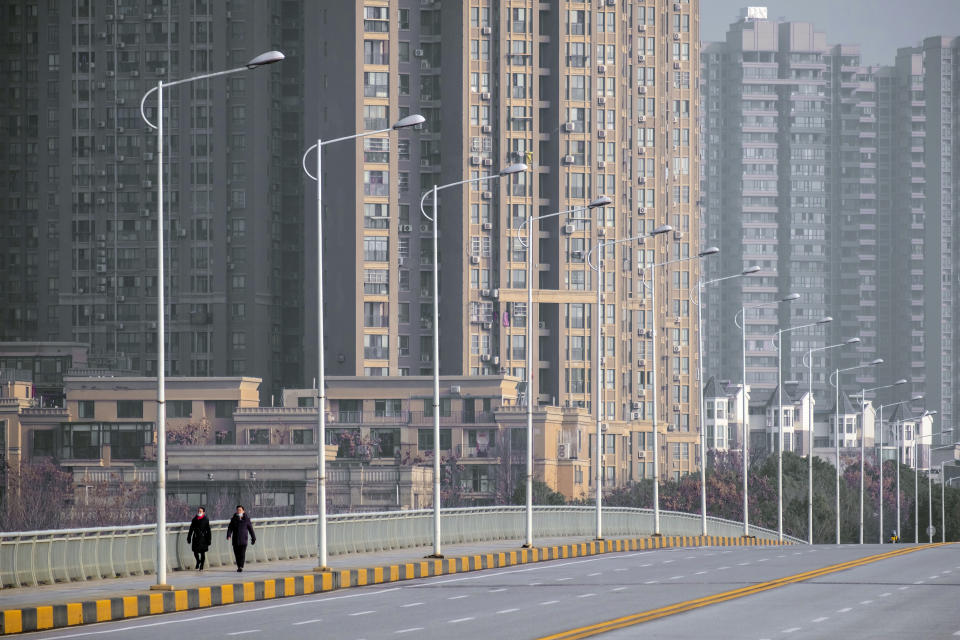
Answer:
xmin=701 ymin=9 xmax=883 ymax=404
xmin=0 ymin=0 xmax=305 ymax=400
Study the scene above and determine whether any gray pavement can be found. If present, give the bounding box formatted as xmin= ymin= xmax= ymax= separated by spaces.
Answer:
xmin=0 ymin=535 xmax=590 ymax=610
xmin=17 ymin=543 xmax=957 ymax=639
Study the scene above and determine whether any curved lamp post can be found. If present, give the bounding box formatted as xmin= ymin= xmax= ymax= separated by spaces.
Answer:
xmin=851 ymin=378 xmax=907 ymax=544
xmin=874 ymin=393 xmax=923 ymax=543
xmin=419 ymin=163 xmax=527 ymax=557
xmin=775 ymin=316 xmax=833 ymax=541
xmin=828 ymin=358 xmax=883 ymax=544
xmin=802 ymin=337 xmax=859 ymax=544
xmin=735 ymin=293 xmax=799 ymax=536
xmin=301 ymin=113 xmax=425 ymax=570
xmin=584 ymin=225 xmax=674 ymax=539
xmin=695 ymin=266 xmax=760 ymax=535
xmin=139 ymin=50 xmax=284 ymax=589
xmin=516 ymin=195 xmax=610 ymax=547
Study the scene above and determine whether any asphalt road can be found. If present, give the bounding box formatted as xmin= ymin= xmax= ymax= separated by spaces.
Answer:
xmin=21 ymin=543 xmax=958 ymax=640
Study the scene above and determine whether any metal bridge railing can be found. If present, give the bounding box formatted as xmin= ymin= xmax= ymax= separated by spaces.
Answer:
xmin=0 ymin=506 xmax=799 ymax=588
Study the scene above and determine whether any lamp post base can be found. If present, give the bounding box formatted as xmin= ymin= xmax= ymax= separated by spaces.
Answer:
xmin=426 ymin=553 xmax=445 ymax=559
xmin=149 ymin=584 xmax=174 ymax=592
xmin=650 ymin=532 xmax=663 ymax=538
xmin=521 ymin=543 xmax=533 ymax=548
xmin=312 ymin=566 xmax=331 ymax=573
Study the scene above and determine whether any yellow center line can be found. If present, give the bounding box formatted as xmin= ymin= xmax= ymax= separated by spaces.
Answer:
xmin=537 ymin=544 xmax=943 ymax=640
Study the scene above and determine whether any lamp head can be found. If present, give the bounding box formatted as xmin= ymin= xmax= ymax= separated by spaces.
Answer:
xmin=910 ymin=394 xmax=924 ymax=402
xmin=392 ymin=114 xmax=426 ymax=129
xmin=499 ymin=163 xmax=527 ymax=176
xmin=698 ymin=246 xmax=720 ymax=257
xmin=817 ymin=316 xmax=833 ymax=324
xmin=782 ymin=293 xmax=801 ymax=302
xmin=742 ymin=265 xmax=762 ymax=275
xmin=869 ymin=358 xmax=884 ymax=365
xmin=245 ymin=50 xmax=285 ymax=69
xmin=845 ymin=337 xmax=861 ymax=345
xmin=588 ymin=195 xmax=613 ymax=208
xmin=651 ymin=224 xmax=673 ymax=236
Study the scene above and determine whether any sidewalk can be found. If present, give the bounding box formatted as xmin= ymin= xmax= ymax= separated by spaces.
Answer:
xmin=0 ymin=534 xmax=787 ymax=635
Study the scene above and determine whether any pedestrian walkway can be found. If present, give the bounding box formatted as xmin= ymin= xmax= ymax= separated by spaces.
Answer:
xmin=0 ymin=533 xmax=788 ymax=635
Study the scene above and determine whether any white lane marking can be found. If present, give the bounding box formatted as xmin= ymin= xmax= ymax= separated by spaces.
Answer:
xmin=448 ymin=595 xmax=468 ymax=600
xmin=401 ymin=602 xmax=424 ymax=608
xmin=489 ymin=588 xmax=508 ymax=593
xmin=685 ymin=556 xmax=695 ymax=559
xmin=944 ymin=570 xmax=952 ymax=574
xmin=838 ymin=608 xmax=852 ymax=613
xmin=644 ymin=580 xmax=659 ymax=584
xmin=663 ymin=560 xmax=675 ymax=564
xmin=555 ymin=577 xmax=572 ymax=581
xmin=898 ymin=586 xmax=909 ymax=590
xmin=588 ymin=572 xmax=602 ymax=577
xmin=614 ymin=568 xmax=628 ymax=572
xmin=577 ymin=593 xmax=597 ymax=598
xmin=349 ymin=610 xmax=376 ymax=616
xmin=777 ymin=554 xmax=786 ymax=558
xmin=860 ymin=600 xmax=873 ymax=605
xmin=718 ymin=566 xmax=731 ymax=570
xmin=395 ymin=629 xmax=423 ymax=635
xmin=497 ymin=608 xmax=520 ymax=614
xmin=639 ymin=563 xmax=652 ymax=568
xmin=952 ymin=631 xmax=960 ymax=637
xmin=757 ymin=558 xmax=769 ymax=562
xmin=448 ymin=617 xmax=475 ymax=624
xmin=540 ymin=600 xmax=559 ymax=606
xmin=529 ymin=582 xmax=543 ymax=586
xmin=228 ymin=633 xmax=260 ymax=637
xmin=30 ymin=587 xmax=404 ymax=639
xmin=737 ymin=562 xmax=752 ymax=566
xmin=914 ymin=581 xmax=925 ymax=584
xmin=812 ymin=617 xmax=829 ymax=623
xmin=611 ymin=587 xmax=628 ymax=592
xmin=408 ymin=556 xmax=647 ymax=590
xmin=669 ymin=575 xmax=684 ymax=580
xmin=695 ymin=571 xmax=707 ymax=575
xmin=782 ymin=627 xmax=801 ymax=633
xmin=930 ymin=575 xmax=940 ymax=580
xmin=292 ymin=619 xmax=322 ymax=626
xmin=880 ymin=593 xmax=891 ymax=598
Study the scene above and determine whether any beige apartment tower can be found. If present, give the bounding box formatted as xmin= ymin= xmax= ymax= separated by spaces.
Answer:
xmin=309 ymin=0 xmax=703 ymax=484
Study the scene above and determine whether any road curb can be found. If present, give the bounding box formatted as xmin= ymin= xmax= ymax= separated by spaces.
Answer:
xmin=0 ymin=535 xmax=787 ymax=635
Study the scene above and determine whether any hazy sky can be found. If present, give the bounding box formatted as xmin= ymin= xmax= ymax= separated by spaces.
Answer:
xmin=701 ymin=0 xmax=960 ymax=65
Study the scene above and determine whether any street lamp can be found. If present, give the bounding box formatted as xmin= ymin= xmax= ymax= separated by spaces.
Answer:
xmin=419 ymin=163 xmax=527 ymax=557
xmin=695 ymin=266 xmax=761 ymax=535
xmin=301 ymin=113 xmax=425 ymax=571
xmin=802 ymin=337 xmax=859 ymax=544
xmin=912 ymin=415 xmax=938 ymax=542
xmin=139 ymin=50 xmax=284 ymax=589
xmin=516 ymin=195 xmax=611 ymax=547
xmin=851 ymin=378 xmax=907 ymax=544
xmin=735 ymin=292 xmax=799 ymax=537
xmin=585 ymin=225 xmax=673 ymax=539
xmin=875 ymin=393 xmax=923 ymax=543
xmin=828 ymin=358 xmax=883 ymax=544
xmin=775 ymin=316 xmax=833 ymax=541
xmin=640 ymin=247 xmax=719 ymax=536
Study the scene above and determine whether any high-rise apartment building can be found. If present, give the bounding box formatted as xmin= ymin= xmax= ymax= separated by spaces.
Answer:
xmin=880 ymin=37 xmax=959 ymax=441
xmin=701 ymin=10 xmax=880 ymax=406
xmin=0 ymin=0 xmax=302 ymax=400
xmin=313 ymin=0 xmax=704 ymax=483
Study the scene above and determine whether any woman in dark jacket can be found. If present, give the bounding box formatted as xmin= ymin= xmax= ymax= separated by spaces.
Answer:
xmin=226 ymin=505 xmax=256 ymax=572
xmin=186 ymin=506 xmax=212 ymax=571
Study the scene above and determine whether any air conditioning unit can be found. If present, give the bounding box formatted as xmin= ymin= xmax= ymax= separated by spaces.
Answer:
xmin=673 ymin=404 xmax=681 ymax=412
xmin=638 ymin=54 xmax=646 ymax=63
xmin=143 ymin=180 xmax=153 ymax=188
xmin=481 ymin=191 xmax=493 ymax=199
xmin=450 ymin=385 xmax=462 ymax=394
xmin=106 ymin=70 xmax=115 ymax=77
xmin=149 ymin=321 xmax=157 ymax=329
xmin=419 ymin=224 xmax=431 ymax=232
xmin=471 ymin=255 xmax=480 ymax=264
xmin=140 ymin=209 xmax=150 ymax=217
xmin=538 ymin=321 xmax=546 ymax=329
xmin=674 ymin=62 xmax=681 ymax=70
xmin=632 ymin=402 xmax=641 ymax=410
xmin=674 ymin=317 xmax=682 ymax=324
xmin=673 ymin=231 xmax=683 ymax=239
xmin=96 ymin=198 xmax=106 ymax=205
xmin=632 ymin=412 xmax=641 ymax=421
xmin=597 ymin=130 xmax=606 ymax=139
xmin=482 ymin=158 xmax=493 ymax=167
xmin=481 ymin=289 xmax=491 ymax=297
xmin=480 ymin=92 xmax=491 ymax=101
xmin=399 ymin=224 xmax=412 ymax=233
xmin=597 ymin=228 xmax=606 ymax=236
xmin=491 ymin=289 xmax=500 ymax=298
xmin=97 ymin=81 xmax=106 ymax=89
xmin=118 ymin=295 xmax=125 ymax=302
xmin=398 ymin=257 xmax=406 ymax=266
xmin=597 ymin=96 xmax=606 ymax=106
xmin=96 ymin=313 xmax=106 ymax=321
xmin=563 ymin=122 xmax=575 ymax=132
xmin=674 ymin=2 xmax=682 ymax=10
xmin=597 ymin=65 xmax=606 ymax=74
xmin=673 ymin=33 xmax=681 ymax=41
xmin=637 ymin=359 xmax=645 ymax=367
xmin=638 ymin=86 xmax=647 ymax=94
xmin=481 ymin=354 xmax=491 ymax=362
xmin=129 ymin=71 xmax=138 ymax=78
xmin=638 ymin=177 xmax=646 ymax=185
xmin=638 ymin=24 xmax=647 ymax=32
xmin=156 ymin=67 xmax=166 ymax=75
xmin=492 ymin=356 xmax=500 ymax=365
xmin=96 ymin=265 xmax=107 ymax=273
xmin=482 ymin=322 xmax=492 ymax=330
xmin=105 ymin=13 xmax=114 ymax=20
xmin=178 ymin=228 xmax=187 ymax=238
xmin=421 ymin=158 xmax=431 ymax=167
xmin=482 ymin=222 xmax=493 ymax=230
xmin=97 ymin=120 xmax=106 ymax=128
xmin=97 ymin=31 xmax=107 ymax=39
xmin=571 ymin=250 xmax=584 ymax=260
xmin=563 ymin=155 xmax=575 ymax=164
xmin=481 ymin=26 xmax=492 ymax=35
xmin=638 ymin=115 xmax=646 ymax=123
xmin=597 ymin=161 xmax=605 ymax=169
xmin=470 ymin=156 xmax=481 ymax=166
xmin=557 ymin=443 xmax=570 ymax=459
xmin=563 ymin=223 xmax=575 ymax=234
xmin=638 ymin=207 xmax=647 ymax=214
xmin=414 ymin=48 xmax=424 ymax=57
xmin=481 ymin=125 xmax=492 ymax=134
xmin=144 ymin=152 xmax=154 ymax=160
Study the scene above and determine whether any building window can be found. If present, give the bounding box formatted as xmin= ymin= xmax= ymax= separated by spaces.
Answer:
xmin=293 ymin=429 xmax=314 ymax=445
xmin=77 ymin=400 xmax=95 ymax=419
xmin=117 ymin=400 xmax=143 ymax=419
xmin=167 ymin=400 xmax=192 ymax=418
xmin=363 ymin=71 xmax=389 ymax=97
xmin=418 ymin=428 xmax=451 ymax=450
xmin=363 ymin=170 xmax=389 ymax=196
xmin=248 ymin=429 xmax=270 ymax=445
xmin=214 ymin=400 xmax=237 ymax=418
xmin=32 ymin=430 xmax=55 ymax=456
xmin=363 ymin=6 xmax=389 ymax=32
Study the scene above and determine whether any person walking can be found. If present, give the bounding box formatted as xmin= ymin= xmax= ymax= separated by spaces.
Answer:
xmin=226 ymin=505 xmax=256 ymax=572
xmin=186 ymin=506 xmax=212 ymax=571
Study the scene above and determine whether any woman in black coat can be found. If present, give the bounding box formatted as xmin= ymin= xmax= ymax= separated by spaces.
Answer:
xmin=186 ymin=506 xmax=212 ymax=571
